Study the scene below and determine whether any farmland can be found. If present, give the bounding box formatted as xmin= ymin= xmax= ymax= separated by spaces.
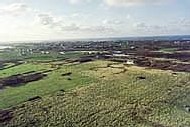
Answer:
xmin=0 ymin=40 xmax=190 ymax=127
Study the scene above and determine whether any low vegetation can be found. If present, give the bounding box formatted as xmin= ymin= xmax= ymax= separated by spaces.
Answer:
xmin=1 ymin=60 xmax=190 ymax=127
xmin=0 ymin=60 xmax=96 ymax=109
xmin=1 ymin=41 xmax=190 ymax=127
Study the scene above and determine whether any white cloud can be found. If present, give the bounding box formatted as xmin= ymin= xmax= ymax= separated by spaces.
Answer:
xmin=69 ymin=0 xmax=81 ymax=4
xmin=61 ymin=23 xmax=80 ymax=31
xmin=102 ymin=19 xmax=123 ymax=25
xmin=35 ymin=13 xmax=78 ymax=31
xmin=69 ymin=0 xmax=171 ymax=6
xmin=126 ymin=14 xmax=131 ymax=19
xmin=82 ymin=25 xmax=114 ymax=33
xmin=133 ymin=22 xmax=170 ymax=34
xmin=71 ymin=13 xmax=81 ymax=17
xmin=35 ymin=13 xmax=65 ymax=28
xmin=104 ymin=0 xmax=171 ymax=7
xmin=180 ymin=18 xmax=190 ymax=27
xmin=0 ymin=3 xmax=30 ymax=16
xmin=133 ymin=22 xmax=147 ymax=29
xmin=37 ymin=13 xmax=54 ymax=25
xmin=35 ymin=12 xmax=114 ymax=34
xmin=69 ymin=0 xmax=92 ymax=4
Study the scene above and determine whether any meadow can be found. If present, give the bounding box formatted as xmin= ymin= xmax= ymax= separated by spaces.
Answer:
xmin=0 ymin=59 xmax=95 ymax=108
xmin=1 ymin=60 xmax=190 ymax=127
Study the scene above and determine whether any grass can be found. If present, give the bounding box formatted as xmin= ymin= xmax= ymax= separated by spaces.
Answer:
xmin=0 ymin=48 xmax=85 ymax=62
xmin=26 ymin=51 xmax=85 ymax=62
xmin=0 ymin=61 xmax=97 ymax=109
xmin=0 ymin=50 xmax=21 ymax=60
xmin=1 ymin=60 xmax=190 ymax=127
xmin=0 ymin=51 xmax=87 ymax=108
xmin=159 ymin=48 xmax=179 ymax=53
xmin=0 ymin=63 xmax=50 ymax=78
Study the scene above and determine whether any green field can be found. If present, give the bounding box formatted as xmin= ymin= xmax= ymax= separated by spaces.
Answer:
xmin=0 ymin=49 xmax=89 ymax=108
xmin=159 ymin=48 xmax=179 ymax=53
xmin=1 ymin=60 xmax=190 ymax=127
xmin=0 ymin=61 xmax=96 ymax=108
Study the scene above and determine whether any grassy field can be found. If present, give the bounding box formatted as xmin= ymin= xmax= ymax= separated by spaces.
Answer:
xmin=0 ymin=50 xmax=88 ymax=108
xmin=159 ymin=48 xmax=179 ymax=53
xmin=0 ymin=60 xmax=96 ymax=109
xmin=25 ymin=51 xmax=85 ymax=62
xmin=1 ymin=60 xmax=190 ymax=127
xmin=0 ymin=63 xmax=50 ymax=78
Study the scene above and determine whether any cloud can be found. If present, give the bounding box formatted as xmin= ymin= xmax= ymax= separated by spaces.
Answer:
xmin=61 ymin=23 xmax=80 ymax=31
xmin=169 ymin=18 xmax=190 ymax=30
xmin=69 ymin=0 xmax=171 ymax=6
xmin=81 ymin=25 xmax=114 ymax=33
xmin=37 ymin=13 xmax=54 ymax=25
xmin=0 ymin=3 xmax=30 ymax=16
xmin=133 ymin=22 xmax=168 ymax=33
xmin=35 ymin=13 xmax=65 ymax=28
xmin=69 ymin=0 xmax=92 ymax=4
xmin=35 ymin=12 xmax=114 ymax=34
xmin=133 ymin=22 xmax=147 ymax=29
xmin=180 ymin=18 xmax=190 ymax=27
xmin=102 ymin=19 xmax=123 ymax=25
xmin=104 ymin=0 xmax=170 ymax=7
xmin=69 ymin=0 xmax=81 ymax=4
xmin=36 ymin=13 xmax=79 ymax=32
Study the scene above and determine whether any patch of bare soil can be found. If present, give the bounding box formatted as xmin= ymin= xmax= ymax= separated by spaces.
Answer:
xmin=110 ymin=58 xmax=127 ymax=63
xmin=27 ymin=96 xmax=42 ymax=102
xmin=137 ymin=51 xmax=190 ymax=62
xmin=0 ymin=63 xmax=5 ymax=69
xmin=134 ymin=57 xmax=190 ymax=72
xmin=61 ymin=72 xmax=72 ymax=76
xmin=0 ymin=109 xmax=13 ymax=123
xmin=76 ymin=55 xmax=95 ymax=63
xmin=0 ymin=60 xmax=23 ymax=70
xmin=0 ymin=72 xmax=47 ymax=90
xmin=137 ymin=76 xmax=146 ymax=80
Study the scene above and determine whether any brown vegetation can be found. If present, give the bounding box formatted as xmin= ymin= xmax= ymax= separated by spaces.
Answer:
xmin=0 ymin=72 xmax=47 ymax=89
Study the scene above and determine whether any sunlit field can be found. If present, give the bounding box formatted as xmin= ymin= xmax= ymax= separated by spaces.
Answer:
xmin=1 ymin=59 xmax=190 ymax=127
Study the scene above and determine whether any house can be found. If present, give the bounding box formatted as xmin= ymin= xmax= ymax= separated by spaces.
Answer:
xmin=126 ymin=60 xmax=134 ymax=65
xmin=59 ymin=52 xmax=65 ymax=55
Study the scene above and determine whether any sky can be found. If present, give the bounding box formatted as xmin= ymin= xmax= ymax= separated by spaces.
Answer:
xmin=0 ymin=0 xmax=190 ymax=42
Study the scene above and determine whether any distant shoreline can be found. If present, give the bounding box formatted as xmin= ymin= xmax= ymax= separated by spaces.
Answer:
xmin=0 ymin=35 xmax=190 ymax=43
